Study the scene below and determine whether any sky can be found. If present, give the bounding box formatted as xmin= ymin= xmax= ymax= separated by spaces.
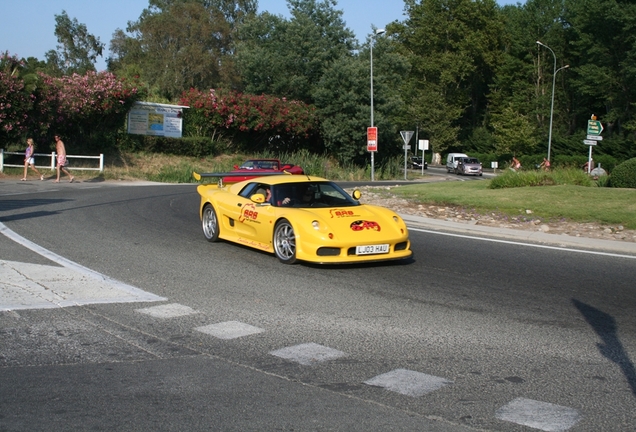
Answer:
xmin=1 ymin=0 xmax=524 ymax=72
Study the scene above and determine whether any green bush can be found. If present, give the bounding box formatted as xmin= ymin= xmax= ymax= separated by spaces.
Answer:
xmin=489 ymin=168 xmax=593 ymax=189
xmin=609 ymin=157 xmax=636 ymax=188
xmin=115 ymin=135 xmax=229 ymax=158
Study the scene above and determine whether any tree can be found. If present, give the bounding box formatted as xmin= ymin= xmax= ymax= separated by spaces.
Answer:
xmin=313 ymin=33 xmax=409 ymax=165
xmin=490 ymin=104 xmax=536 ymax=155
xmin=45 ymin=11 xmax=105 ymax=76
xmin=236 ymin=0 xmax=357 ymax=104
xmin=392 ymin=0 xmax=505 ymax=155
xmin=109 ymin=0 xmax=253 ymax=100
xmin=564 ymin=0 xmax=636 ymax=141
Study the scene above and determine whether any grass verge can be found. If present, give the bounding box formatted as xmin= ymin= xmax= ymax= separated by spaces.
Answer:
xmin=385 ymin=180 xmax=636 ymax=229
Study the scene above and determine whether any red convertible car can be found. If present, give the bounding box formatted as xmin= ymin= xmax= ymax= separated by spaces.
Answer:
xmin=222 ymin=159 xmax=304 ymax=183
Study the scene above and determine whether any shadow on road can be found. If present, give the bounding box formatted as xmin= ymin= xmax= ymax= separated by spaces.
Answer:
xmin=573 ymin=298 xmax=636 ymax=397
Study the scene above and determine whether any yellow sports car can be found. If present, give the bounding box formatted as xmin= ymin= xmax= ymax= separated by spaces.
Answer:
xmin=193 ymin=173 xmax=412 ymax=264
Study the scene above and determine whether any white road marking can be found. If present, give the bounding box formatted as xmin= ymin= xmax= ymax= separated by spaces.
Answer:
xmin=0 ymin=222 xmax=165 ymax=311
xmin=136 ymin=303 xmax=197 ymax=318
xmin=195 ymin=321 xmax=265 ymax=339
xmin=496 ymin=397 xmax=582 ymax=431
xmin=364 ymin=369 xmax=453 ymax=397
xmin=409 ymin=227 xmax=636 ymax=259
xmin=270 ymin=343 xmax=347 ymax=366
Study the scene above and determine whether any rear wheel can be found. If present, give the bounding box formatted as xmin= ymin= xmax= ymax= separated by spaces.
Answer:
xmin=273 ymin=219 xmax=297 ymax=264
xmin=202 ymin=204 xmax=220 ymax=242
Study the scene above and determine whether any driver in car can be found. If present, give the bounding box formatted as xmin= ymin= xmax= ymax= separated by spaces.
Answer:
xmin=281 ymin=186 xmax=314 ymax=206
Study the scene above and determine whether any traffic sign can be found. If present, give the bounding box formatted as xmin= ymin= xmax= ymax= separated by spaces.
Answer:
xmin=583 ymin=140 xmax=597 ymax=146
xmin=400 ymin=130 xmax=414 ymax=145
xmin=587 ymin=120 xmax=603 ymax=135
xmin=586 ymin=135 xmax=603 ymax=141
xmin=367 ymin=127 xmax=377 ymax=152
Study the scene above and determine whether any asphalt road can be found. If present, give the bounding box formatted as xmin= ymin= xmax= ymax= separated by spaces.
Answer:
xmin=1 ymin=180 xmax=635 ymax=431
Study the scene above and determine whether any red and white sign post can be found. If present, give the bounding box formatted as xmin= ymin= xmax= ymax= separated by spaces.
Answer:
xmin=367 ymin=127 xmax=378 ymax=151
xmin=367 ymin=127 xmax=378 ymax=181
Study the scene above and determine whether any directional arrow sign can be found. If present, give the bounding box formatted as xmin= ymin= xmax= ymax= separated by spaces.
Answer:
xmin=583 ymin=140 xmax=597 ymax=146
xmin=587 ymin=120 xmax=603 ymax=135
xmin=586 ymin=135 xmax=603 ymax=141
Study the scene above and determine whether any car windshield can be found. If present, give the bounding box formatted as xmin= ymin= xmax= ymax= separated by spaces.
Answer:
xmin=464 ymin=158 xmax=480 ymax=164
xmin=272 ymin=181 xmax=360 ymax=208
xmin=239 ymin=160 xmax=279 ymax=170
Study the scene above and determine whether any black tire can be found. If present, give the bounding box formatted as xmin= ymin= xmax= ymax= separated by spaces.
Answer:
xmin=202 ymin=203 xmax=220 ymax=242
xmin=273 ymin=219 xmax=297 ymax=264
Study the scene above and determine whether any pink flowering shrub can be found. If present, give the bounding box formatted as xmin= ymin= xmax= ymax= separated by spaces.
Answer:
xmin=33 ymin=71 xmax=143 ymax=140
xmin=1 ymin=52 xmax=143 ymax=150
xmin=179 ymin=88 xmax=319 ymax=151
xmin=0 ymin=53 xmax=32 ymax=139
xmin=0 ymin=72 xmax=32 ymax=138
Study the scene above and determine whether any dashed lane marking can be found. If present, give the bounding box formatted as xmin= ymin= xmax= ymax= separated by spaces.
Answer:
xmin=270 ymin=342 xmax=347 ymax=366
xmin=496 ymin=397 xmax=582 ymax=431
xmin=364 ymin=369 xmax=453 ymax=397
xmin=195 ymin=321 xmax=265 ymax=339
xmin=136 ymin=303 xmax=197 ymax=318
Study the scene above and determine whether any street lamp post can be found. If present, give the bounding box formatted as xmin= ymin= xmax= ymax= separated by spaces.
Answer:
xmin=370 ymin=28 xmax=385 ymax=181
xmin=536 ymin=40 xmax=568 ymax=163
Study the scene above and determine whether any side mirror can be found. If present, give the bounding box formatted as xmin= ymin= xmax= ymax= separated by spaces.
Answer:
xmin=251 ymin=193 xmax=266 ymax=203
xmin=352 ymin=189 xmax=361 ymax=200
xmin=233 ymin=164 xmax=239 ymax=169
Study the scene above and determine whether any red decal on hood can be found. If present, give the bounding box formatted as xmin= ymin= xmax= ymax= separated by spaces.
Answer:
xmin=350 ymin=220 xmax=381 ymax=231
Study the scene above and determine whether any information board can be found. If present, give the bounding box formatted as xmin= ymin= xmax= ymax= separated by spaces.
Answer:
xmin=127 ymin=102 xmax=188 ymax=138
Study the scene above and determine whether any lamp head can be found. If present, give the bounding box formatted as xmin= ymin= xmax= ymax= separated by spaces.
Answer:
xmin=375 ymin=28 xmax=386 ymax=36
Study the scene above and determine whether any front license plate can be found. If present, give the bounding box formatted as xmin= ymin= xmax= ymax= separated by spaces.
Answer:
xmin=356 ymin=244 xmax=389 ymax=255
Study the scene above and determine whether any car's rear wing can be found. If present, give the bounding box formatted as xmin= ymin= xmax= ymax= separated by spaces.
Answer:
xmin=192 ymin=171 xmax=292 ymax=187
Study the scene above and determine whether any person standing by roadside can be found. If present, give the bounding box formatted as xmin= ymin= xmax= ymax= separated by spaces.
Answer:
xmin=510 ymin=156 xmax=521 ymax=171
xmin=21 ymin=138 xmax=44 ymax=181
xmin=54 ymin=134 xmax=74 ymax=183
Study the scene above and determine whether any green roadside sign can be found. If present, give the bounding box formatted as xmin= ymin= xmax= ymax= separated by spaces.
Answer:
xmin=587 ymin=120 xmax=603 ymax=135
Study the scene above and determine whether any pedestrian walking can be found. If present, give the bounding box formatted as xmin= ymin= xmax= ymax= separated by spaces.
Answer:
xmin=22 ymin=138 xmax=44 ymax=181
xmin=54 ymin=135 xmax=74 ymax=183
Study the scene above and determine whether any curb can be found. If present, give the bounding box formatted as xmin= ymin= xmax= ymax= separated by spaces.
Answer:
xmin=401 ymin=213 xmax=636 ymax=256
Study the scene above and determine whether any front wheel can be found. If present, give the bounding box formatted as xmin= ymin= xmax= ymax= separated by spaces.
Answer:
xmin=273 ymin=219 xmax=297 ymax=264
xmin=202 ymin=203 xmax=220 ymax=242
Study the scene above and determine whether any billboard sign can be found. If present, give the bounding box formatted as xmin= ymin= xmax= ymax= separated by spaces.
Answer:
xmin=127 ymin=102 xmax=188 ymax=138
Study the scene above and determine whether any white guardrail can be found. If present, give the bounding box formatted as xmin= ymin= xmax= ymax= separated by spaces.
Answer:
xmin=0 ymin=149 xmax=104 ymax=173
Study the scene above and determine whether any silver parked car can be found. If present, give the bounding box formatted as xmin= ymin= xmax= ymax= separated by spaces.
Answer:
xmin=456 ymin=157 xmax=483 ymax=176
